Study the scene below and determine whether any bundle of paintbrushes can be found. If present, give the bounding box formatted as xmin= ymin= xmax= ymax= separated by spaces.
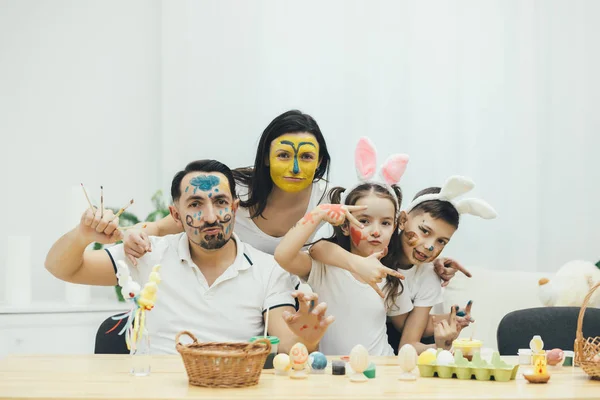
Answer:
xmin=80 ymin=183 xmax=134 ymax=229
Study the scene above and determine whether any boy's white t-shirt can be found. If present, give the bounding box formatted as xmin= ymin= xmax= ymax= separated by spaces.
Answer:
xmin=234 ymin=181 xmax=329 ymax=255
xmin=307 ymin=259 xmax=413 ymax=356
xmin=401 ymin=263 xmax=444 ymax=308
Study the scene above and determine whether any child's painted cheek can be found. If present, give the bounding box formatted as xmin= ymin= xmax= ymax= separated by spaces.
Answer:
xmin=350 ymin=226 xmax=366 ymax=247
xmin=405 ymin=230 xmax=419 ymax=246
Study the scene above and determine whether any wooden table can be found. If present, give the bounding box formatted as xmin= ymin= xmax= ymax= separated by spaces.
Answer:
xmin=0 ymin=355 xmax=597 ymax=399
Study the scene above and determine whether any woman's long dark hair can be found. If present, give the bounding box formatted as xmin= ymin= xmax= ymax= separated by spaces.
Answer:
xmin=325 ymin=183 xmax=405 ymax=312
xmin=232 ymin=110 xmax=331 ymax=219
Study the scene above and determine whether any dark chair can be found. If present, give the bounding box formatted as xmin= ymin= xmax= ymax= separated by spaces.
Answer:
xmin=94 ymin=312 xmax=131 ymax=354
xmin=496 ymin=306 xmax=600 ymax=355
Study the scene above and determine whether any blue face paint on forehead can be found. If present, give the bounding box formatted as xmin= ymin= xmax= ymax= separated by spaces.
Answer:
xmin=189 ymin=175 xmax=220 ymax=194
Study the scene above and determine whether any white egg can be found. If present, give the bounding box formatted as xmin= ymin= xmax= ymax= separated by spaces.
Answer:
xmin=349 ymin=344 xmax=370 ymax=373
xmin=273 ymin=353 xmax=291 ymax=371
xmin=436 ymin=350 xmax=454 ymax=366
xmin=397 ymin=344 xmax=418 ymax=372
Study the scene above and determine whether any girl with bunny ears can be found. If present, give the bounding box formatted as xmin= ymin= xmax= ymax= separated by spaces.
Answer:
xmin=274 ymin=138 xmax=414 ymax=356
xmin=308 ymin=139 xmax=498 ymax=354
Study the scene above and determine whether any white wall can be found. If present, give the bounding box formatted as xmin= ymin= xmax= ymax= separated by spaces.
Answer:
xmin=1 ymin=0 xmax=599 ymax=306
xmin=0 ymin=0 xmax=161 ymax=303
xmin=160 ymin=0 xmax=600 ymax=273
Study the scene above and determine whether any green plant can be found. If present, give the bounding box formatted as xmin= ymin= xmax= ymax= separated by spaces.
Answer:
xmin=94 ymin=190 xmax=170 ymax=302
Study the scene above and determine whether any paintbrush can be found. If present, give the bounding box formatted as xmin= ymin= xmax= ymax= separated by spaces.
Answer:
xmin=100 ymin=186 xmax=104 ymax=218
xmin=80 ymin=183 xmax=95 ymax=213
xmin=114 ymin=199 xmax=134 ymax=218
xmin=118 ymin=224 xmax=147 ymax=231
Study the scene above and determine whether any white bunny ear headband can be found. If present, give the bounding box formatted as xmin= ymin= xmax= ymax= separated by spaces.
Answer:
xmin=404 ymin=175 xmax=498 ymax=219
xmin=339 ymin=137 xmax=409 ymax=214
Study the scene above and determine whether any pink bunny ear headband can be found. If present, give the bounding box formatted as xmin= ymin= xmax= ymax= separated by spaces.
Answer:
xmin=404 ymin=175 xmax=497 ymax=219
xmin=339 ymin=137 xmax=409 ymax=214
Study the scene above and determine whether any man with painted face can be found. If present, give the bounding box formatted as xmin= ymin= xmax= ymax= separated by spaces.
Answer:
xmin=45 ymin=159 xmax=335 ymax=355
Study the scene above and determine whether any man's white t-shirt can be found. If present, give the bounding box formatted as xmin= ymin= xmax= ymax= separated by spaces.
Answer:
xmin=307 ymin=259 xmax=413 ymax=356
xmin=234 ymin=181 xmax=329 ymax=255
xmin=105 ymin=233 xmax=295 ymax=354
xmin=401 ymin=263 xmax=444 ymax=308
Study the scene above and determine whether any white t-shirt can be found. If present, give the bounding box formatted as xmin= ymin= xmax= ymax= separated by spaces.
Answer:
xmin=401 ymin=263 xmax=444 ymax=308
xmin=307 ymin=259 xmax=413 ymax=356
xmin=105 ymin=233 xmax=296 ymax=354
xmin=234 ymin=181 xmax=329 ymax=255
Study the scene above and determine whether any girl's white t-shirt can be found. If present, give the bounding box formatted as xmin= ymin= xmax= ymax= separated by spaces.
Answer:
xmin=234 ymin=181 xmax=329 ymax=255
xmin=307 ymin=259 xmax=413 ymax=356
xmin=401 ymin=263 xmax=444 ymax=308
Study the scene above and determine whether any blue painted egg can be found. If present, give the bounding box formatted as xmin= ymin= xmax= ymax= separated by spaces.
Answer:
xmin=309 ymin=351 xmax=327 ymax=370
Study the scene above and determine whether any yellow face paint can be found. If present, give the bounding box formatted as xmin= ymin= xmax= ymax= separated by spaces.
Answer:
xmin=269 ymin=134 xmax=319 ymax=193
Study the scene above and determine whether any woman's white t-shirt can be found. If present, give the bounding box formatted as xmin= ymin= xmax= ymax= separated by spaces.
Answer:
xmin=234 ymin=181 xmax=329 ymax=255
xmin=307 ymin=259 xmax=413 ymax=356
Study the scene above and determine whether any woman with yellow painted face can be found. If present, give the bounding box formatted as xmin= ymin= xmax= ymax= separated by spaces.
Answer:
xmin=121 ymin=110 xmax=331 ymax=264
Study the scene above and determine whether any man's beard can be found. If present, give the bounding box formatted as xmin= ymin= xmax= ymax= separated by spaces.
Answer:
xmin=199 ymin=230 xmax=229 ymax=249
xmin=186 ymin=215 xmax=232 ymax=250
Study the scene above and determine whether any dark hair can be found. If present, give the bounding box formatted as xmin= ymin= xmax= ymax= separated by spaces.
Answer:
xmin=325 ymin=183 xmax=405 ymax=312
xmin=232 ymin=110 xmax=331 ymax=219
xmin=409 ymin=187 xmax=460 ymax=228
xmin=171 ymin=159 xmax=237 ymax=203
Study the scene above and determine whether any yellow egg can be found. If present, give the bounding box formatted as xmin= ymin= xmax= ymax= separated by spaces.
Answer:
xmin=418 ymin=351 xmax=437 ymax=365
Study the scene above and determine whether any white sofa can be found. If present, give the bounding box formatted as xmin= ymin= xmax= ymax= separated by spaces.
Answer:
xmin=432 ymin=266 xmax=551 ymax=352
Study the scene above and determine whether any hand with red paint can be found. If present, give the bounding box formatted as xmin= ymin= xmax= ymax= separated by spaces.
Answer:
xmin=433 ymin=257 xmax=472 ymax=287
xmin=282 ymin=291 xmax=335 ymax=347
xmin=313 ymin=204 xmax=366 ymax=227
xmin=348 ymin=248 xmax=405 ymax=298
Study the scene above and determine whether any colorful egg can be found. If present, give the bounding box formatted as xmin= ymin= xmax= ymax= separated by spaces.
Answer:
xmin=546 ymin=348 xmax=564 ymax=366
xmin=436 ymin=350 xmax=454 ymax=366
xmin=289 ymin=342 xmax=309 ymax=370
xmin=417 ymin=350 xmax=437 ymax=365
xmin=309 ymin=351 xmax=327 ymax=371
xmin=273 ymin=353 xmax=291 ymax=371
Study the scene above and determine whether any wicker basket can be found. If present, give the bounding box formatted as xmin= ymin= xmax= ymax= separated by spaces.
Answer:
xmin=574 ymin=282 xmax=600 ymax=380
xmin=175 ymin=331 xmax=271 ymax=388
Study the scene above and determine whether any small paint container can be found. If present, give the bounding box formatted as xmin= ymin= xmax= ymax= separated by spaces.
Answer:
xmin=332 ymin=360 xmax=346 ymax=375
xmin=249 ymin=336 xmax=280 ymax=369
xmin=518 ymin=349 xmax=532 ymax=365
xmin=563 ymin=350 xmax=575 ymax=366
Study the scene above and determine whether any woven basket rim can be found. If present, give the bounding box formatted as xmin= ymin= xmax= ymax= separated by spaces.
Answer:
xmin=175 ymin=331 xmax=272 ymax=358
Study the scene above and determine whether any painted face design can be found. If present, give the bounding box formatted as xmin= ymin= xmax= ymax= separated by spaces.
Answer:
xmin=180 ymin=173 xmax=235 ymax=250
xmin=289 ymin=342 xmax=309 ymax=365
xmin=346 ymin=193 xmax=396 ymax=257
xmin=269 ymin=133 xmax=319 ymax=193
xmin=400 ymin=212 xmax=456 ymax=265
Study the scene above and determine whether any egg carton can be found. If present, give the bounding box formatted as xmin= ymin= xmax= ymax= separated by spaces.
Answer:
xmin=417 ymin=350 xmax=519 ymax=382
